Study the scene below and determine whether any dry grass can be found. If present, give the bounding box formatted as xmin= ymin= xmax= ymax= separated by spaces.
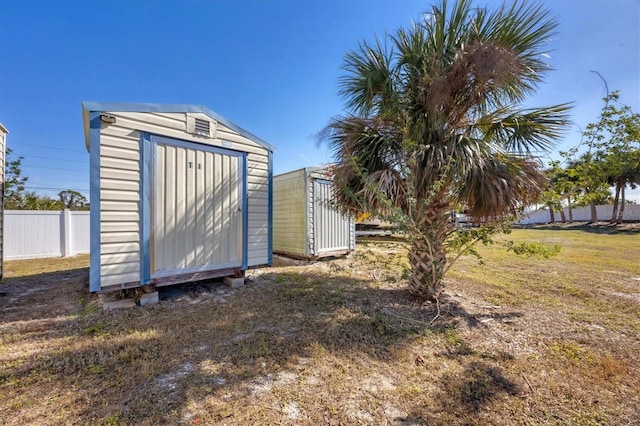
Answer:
xmin=1 ymin=226 xmax=639 ymax=425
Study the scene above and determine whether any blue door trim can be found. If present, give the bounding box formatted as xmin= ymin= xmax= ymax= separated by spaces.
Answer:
xmin=140 ymin=132 xmax=152 ymax=285
xmin=267 ymin=152 xmax=273 ymax=265
xmin=89 ymin=112 xmax=102 ymax=292
xmin=150 ymin=134 xmax=244 ymax=158
xmin=241 ymin=153 xmax=249 ymax=270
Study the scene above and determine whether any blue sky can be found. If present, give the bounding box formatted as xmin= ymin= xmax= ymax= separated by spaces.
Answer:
xmin=1 ymin=0 xmax=639 ymax=201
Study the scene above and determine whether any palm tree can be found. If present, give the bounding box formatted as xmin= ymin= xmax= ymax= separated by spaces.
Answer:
xmin=326 ymin=0 xmax=570 ymax=301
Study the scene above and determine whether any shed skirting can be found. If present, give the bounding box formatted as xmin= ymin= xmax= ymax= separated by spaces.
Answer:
xmin=273 ymin=248 xmax=351 ymax=261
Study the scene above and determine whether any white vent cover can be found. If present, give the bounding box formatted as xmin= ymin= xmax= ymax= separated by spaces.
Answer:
xmin=186 ymin=114 xmax=216 ymax=138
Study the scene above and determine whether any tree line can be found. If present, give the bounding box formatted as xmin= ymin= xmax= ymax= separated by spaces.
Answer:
xmin=3 ymin=148 xmax=89 ymax=210
xmin=543 ymin=91 xmax=640 ymax=224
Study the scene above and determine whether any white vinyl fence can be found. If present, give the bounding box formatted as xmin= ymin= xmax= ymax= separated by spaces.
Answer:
xmin=4 ymin=210 xmax=90 ymax=260
xmin=518 ymin=205 xmax=640 ymax=225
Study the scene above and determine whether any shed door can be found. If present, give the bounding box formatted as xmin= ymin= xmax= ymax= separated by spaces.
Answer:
xmin=313 ymin=179 xmax=351 ymax=254
xmin=152 ymin=142 xmax=242 ymax=277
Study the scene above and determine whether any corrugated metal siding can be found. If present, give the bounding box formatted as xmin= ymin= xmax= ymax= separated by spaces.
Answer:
xmin=307 ymin=173 xmax=315 ymax=252
xmin=313 ymin=179 xmax=353 ymax=254
xmin=152 ymin=143 xmax=241 ymax=277
xmin=96 ymin=111 xmax=269 ymax=290
xmin=272 ymin=169 xmax=307 ymax=256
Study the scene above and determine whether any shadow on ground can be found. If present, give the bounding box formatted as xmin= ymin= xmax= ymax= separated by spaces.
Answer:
xmin=1 ymin=263 xmax=525 ymax=424
xmin=516 ymin=222 xmax=640 ymax=234
xmin=0 ymin=267 xmax=90 ymax=322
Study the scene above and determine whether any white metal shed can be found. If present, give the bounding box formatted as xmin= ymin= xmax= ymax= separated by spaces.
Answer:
xmin=273 ymin=166 xmax=354 ymax=259
xmin=0 ymin=123 xmax=6 ymax=279
xmin=82 ymin=102 xmax=274 ymax=292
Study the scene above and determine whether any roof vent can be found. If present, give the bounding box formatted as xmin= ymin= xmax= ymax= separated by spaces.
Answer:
xmin=186 ymin=114 xmax=216 ymax=138
xmin=194 ymin=118 xmax=210 ymax=135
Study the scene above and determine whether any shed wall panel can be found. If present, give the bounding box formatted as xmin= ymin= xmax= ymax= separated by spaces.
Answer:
xmin=101 ymin=242 xmax=139 ymax=254
xmin=273 ymin=169 xmax=308 ymax=256
xmin=101 ymin=252 xmax=140 ymax=265
xmin=101 ymin=272 xmax=140 ymax=287
xmin=97 ymin=117 xmax=142 ymax=288
xmin=101 ymin=178 xmax=140 ymax=191
xmin=101 ymin=157 xmax=139 ymax=172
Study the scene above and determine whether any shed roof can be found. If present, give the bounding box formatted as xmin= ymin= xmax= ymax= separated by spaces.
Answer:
xmin=82 ymin=101 xmax=275 ymax=152
xmin=274 ymin=164 xmax=334 ymax=179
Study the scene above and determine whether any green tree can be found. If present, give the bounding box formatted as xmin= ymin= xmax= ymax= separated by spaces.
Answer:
xmin=540 ymin=169 xmax=561 ymax=224
xmin=566 ymin=152 xmax=611 ymax=222
xmin=543 ymin=160 xmax=585 ymax=223
xmin=23 ymin=192 xmax=63 ymax=210
xmin=4 ymin=148 xmax=28 ymax=209
xmin=325 ymin=0 xmax=569 ymax=301
xmin=584 ymin=92 xmax=640 ymax=223
xmin=58 ymin=190 xmax=89 ymax=210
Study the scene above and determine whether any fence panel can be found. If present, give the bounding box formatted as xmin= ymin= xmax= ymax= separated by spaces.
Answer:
xmin=518 ymin=205 xmax=640 ymax=225
xmin=4 ymin=210 xmax=90 ymax=260
xmin=70 ymin=211 xmax=90 ymax=256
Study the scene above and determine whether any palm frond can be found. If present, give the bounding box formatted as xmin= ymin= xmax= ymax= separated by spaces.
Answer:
xmin=339 ymin=38 xmax=397 ymax=117
xmin=325 ymin=0 xmax=567 ymax=222
xmin=362 ymin=168 xmax=408 ymax=212
xmin=473 ymin=0 xmax=558 ymax=103
xmin=476 ymin=103 xmax=572 ymax=155
xmin=458 ymin=153 xmax=547 ymax=218
xmin=327 ymin=115 xmax=405 ymax=214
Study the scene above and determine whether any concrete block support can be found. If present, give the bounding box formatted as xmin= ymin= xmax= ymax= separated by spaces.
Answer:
xmin=224 ymin=276 xmax=245 ymax=288
xmin=139 ymin=291 xmax=159 ymax=307
xmin=103 ymin=299 xmax=136 ymax=311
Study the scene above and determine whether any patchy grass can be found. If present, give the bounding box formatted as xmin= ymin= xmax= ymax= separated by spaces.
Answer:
xmin=1 ymin=228 xmax=639 ymax=425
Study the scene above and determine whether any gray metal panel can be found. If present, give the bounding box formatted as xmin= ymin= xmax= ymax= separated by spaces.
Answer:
xmin=313 ymin=179 xmax=353 ymax=254
xmin=152 ymin=142 xmax=241 ymax=278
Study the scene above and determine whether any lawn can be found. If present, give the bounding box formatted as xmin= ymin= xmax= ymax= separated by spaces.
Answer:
xmin=1 ymin=226 xmax=639 ymax=425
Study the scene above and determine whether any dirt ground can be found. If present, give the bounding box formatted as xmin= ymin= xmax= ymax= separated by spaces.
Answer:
xmin=1 ymin=227 xmax=639 ymax=425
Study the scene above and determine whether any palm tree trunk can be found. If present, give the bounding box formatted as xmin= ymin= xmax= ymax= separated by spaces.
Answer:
xmin=559 ymin=208 xmax=567 ymax=223
xmin=567 ymin=196 xmax=574 ymax=223
xmin=407 ymin=202 xmax=450 ymax=301
xmin=549 ymin=205 xmax=555 ymax=223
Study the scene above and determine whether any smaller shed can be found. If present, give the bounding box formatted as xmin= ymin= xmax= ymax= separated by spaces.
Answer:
xmin=0 ymin=123 xmax=6 ymax=279
xmin=273 ymin=166 xmax=354 ymax=259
